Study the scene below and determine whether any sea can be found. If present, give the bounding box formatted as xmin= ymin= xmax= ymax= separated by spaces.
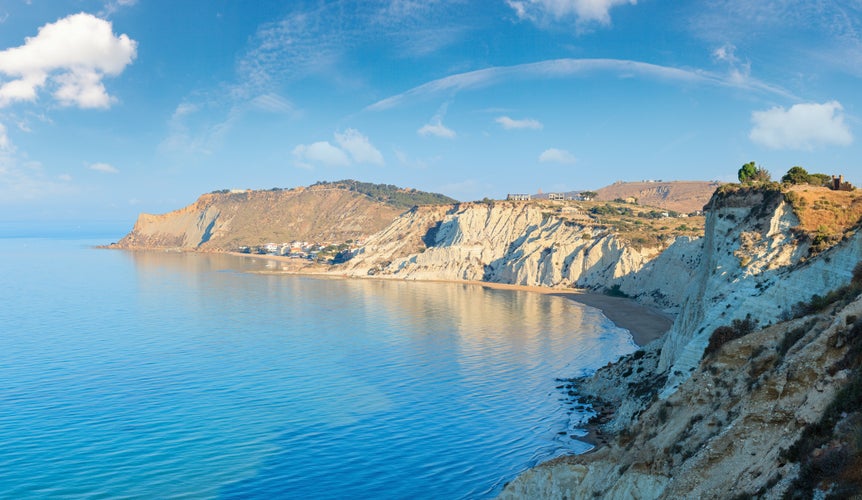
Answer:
xmin=0 ymin=228 xmax=637 ymax=499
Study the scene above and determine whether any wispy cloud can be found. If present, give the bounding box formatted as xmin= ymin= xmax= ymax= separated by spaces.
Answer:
xmin=418 ymin=121 xmax=456 ymax=138
xmin=0 ymin=123 xmax=11 ymax=151
xmin=250 ymin=93 xmax=295 ymax=114
xmin=418 ymin=103 xmax=456 ymax=138
xmin=538 ymin=148 xmax=577 ymax=164
xmin=367 ymin=58 xmax=795 ymax=111
xmin=0 ymin=13 xmax=137 ymax=109
xmin=88 ymin=162 xmax=119 ymax=174
xmin=496 ymin=116 xmax=543 ymax=130
xmin=507 ymin=0 xmax=637 ymax=25
xmin=749 ymin=101 xmax=853 ymax=150
xmin=292 ymin=128 xmax=384 ymax=169
xmin=100 ymin=0 xmax=138 ymax=17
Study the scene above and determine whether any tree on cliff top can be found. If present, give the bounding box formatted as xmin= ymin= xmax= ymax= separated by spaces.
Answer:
xmin=738 ymin=162 xmax=771 ymax=184
xmin=782 ymin=166 xmax=810 ymax=185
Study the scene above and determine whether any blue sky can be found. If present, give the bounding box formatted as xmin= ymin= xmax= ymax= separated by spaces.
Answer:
xmin=1 ymin=1 xmax=861 ymax=226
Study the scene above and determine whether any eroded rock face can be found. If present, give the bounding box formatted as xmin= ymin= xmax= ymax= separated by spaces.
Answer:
xmin=112 ymin=188 xmax=405 ymax=250
xmin=342 ymin=201 xmax=700 ymax=312
xmin=501 ymin=297 xmax=862 ymax=499
xmin=657 ymin=189 xmax=860 ymax=396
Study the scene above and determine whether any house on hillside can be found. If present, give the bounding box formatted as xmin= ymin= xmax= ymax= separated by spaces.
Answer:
xmin=832 ymin=175 xmax=855 ymax=191
xmin=548 ymin=193 xmax=565 ymax=200
xmin=507 ymin=194 xmax=532 ymax=201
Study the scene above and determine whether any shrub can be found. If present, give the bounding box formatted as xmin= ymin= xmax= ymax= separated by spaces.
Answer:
xmin=703 ymin=315 xmax=758 ymax=358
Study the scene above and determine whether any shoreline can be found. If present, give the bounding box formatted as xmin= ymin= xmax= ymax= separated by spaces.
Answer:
xmin=226 ymin=251 xmax=673 ymax=347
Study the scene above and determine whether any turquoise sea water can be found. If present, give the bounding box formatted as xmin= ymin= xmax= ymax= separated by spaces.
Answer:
xmin=0 ymin=237 xmax=636 ymax=499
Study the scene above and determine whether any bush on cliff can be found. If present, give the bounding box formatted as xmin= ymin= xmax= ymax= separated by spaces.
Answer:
xmin=703 ymin=315 xmax=758 ymax=358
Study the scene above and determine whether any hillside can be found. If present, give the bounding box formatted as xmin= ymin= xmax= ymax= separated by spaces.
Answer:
xmin=594 ymin=180 xmax=721 ymax=213
xmin=111 ymin=182 xmax=454 ymax=250
xmin=499 ymin=185 xmax=862 ymax=498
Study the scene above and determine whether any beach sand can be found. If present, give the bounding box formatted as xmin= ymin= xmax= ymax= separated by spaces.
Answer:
xmin=231 ymin=251 xmax=673 ymax=347
xmin=455 ymin=281 xmax=673 ymax=346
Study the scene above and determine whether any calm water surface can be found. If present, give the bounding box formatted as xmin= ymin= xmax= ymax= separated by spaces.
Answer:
xmin=0 ymin=238 xmax=635 ymax=499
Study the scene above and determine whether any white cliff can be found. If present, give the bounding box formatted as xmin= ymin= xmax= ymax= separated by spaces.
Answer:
xmin=343 ymin=201 xmax=700 ymax=312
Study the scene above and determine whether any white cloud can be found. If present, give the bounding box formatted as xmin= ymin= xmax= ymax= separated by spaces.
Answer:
xmin=539 ymin=148 xmax=577 ymax=164
xmin=335 ymin=128 xmax=384 ymax=165
xmin=0 ymin=123 xmax=10 ymax=151
xmin=0 ymin=13 xmax=137 ymax=108
xmin=101 ymin=0 xmax=138 ymax=16
xmin=711 ymin=43 xmax=752 ymax=86
xmin=292 ymin=141 xmax=350 ymax=169
xmin=507 ymin=0 xmax=637 ymax=25
xmin=496 ymin=116 xmax=543 ymax=130
xmin=292 ymin=129 xmax=386 ymax=169
xmin=88 ymin=162 xmax=119 ymax=174
xmin=749 ymin=101 xmax=853 ymax=150
xmin=418 ymin=121 xmax=456 ymax=138
xmin=418 ymin=103 xmax=456 ymax=138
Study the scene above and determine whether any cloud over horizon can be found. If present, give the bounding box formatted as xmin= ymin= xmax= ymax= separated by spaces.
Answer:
xmin=0 ymin=13 xmax=137 ymax=109
xmin=749 ymin=101 xmax=853 ymax=150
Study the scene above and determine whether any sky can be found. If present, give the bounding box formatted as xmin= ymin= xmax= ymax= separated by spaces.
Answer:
xmin=1 ymin=0 xmax=861 ymax=227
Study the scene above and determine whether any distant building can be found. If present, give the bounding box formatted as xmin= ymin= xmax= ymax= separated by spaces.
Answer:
xmin=548 ymin=193 xmax=565 ymax=201
xmin=832 ymin=175 xmax=855 ymax=191
xmin=507 ymin=194 xmax=532 ymax=201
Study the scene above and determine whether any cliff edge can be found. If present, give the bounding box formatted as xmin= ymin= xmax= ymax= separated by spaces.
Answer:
xmin=501 ymin=184 xmax=862 ymax=498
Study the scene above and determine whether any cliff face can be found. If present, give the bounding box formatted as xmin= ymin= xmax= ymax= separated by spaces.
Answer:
xmin=501 ymin=295 xmax=862 ymax=499
xmin=658 ymin=188 xmax=861 ymax=395
xmin=342 ymin=201 xmax=700 ymax=312
xmin=499 ymin=187 xmax=862 ymax=498
xmin=112 ymin=188 xmax=405 ymax=250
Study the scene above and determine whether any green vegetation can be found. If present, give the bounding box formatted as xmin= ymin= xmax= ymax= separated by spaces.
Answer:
xmin=781 ymin=166 xmax=832 ymax=187
xmin=702 ymin=315 xmax=758 ymax=358
xmin=738 ymin=161 xmax=772 ymax=184
xmin=605 ymin=284 xmax=630 ymax=298
xmin=311 ymin=179 xmax=457 ymax=209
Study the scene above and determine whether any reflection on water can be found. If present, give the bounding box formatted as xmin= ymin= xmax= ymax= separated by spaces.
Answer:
xmin=0 ymin=242 xmax=635 ymax=499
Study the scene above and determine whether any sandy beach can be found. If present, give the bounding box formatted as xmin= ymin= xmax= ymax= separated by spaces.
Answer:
xmin=456 ymin=280 xmax=672 ymax=346
xmin=230 ymin=252 xmax=673 ymax=347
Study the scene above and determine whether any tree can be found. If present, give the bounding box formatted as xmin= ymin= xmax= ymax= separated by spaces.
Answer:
xmin=752 ymin=166 xmax=772 ymax=183
xmin=782 ymin=166 xmax=810 ymax=185
xmin=738 ymin=161 xmax=758 ymax=183
xmin=808 ymin=173 xmax=832 ymax=187
xmin=581 ymin=191 xmax=598 ymax=200
xmin=738 ymin=161 xmax=771 ymax=184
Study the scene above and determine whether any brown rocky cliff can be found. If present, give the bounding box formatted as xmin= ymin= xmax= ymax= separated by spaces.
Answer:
xmin=112 ymin=188 xmax=406 ymax=250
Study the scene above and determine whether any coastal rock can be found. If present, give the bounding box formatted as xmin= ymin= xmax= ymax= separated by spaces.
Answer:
xmin=111 ymin=187 xmax=406 ymax=250
xmin=502 ymin=295 xmax=862 ymax=498
xmin=342 ymin=201 xmax=697 ymax=311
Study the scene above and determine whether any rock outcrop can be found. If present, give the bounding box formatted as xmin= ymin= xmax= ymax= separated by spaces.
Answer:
xmin=499 ymin=185 xmax=862 ymax=498
xmin=111 ymin=187 xmax=407 ymax=250
xmin=342 ymin=201 xmax=701 ymax=312
xmin=501 ymin=295 xmax=862 ymax=498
